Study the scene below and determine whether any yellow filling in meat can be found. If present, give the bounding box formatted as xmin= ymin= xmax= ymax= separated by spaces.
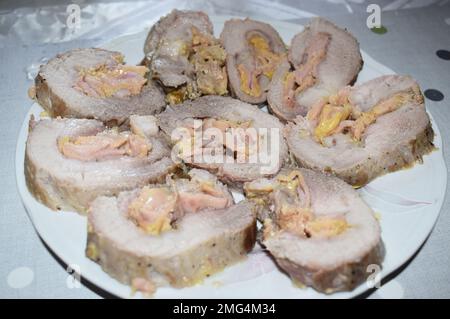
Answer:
xmin=127 ymin=171 xmax=232 ymax=235
xmin=238 ymin=34 xmax=284 ymax=97
xmin=58 ymin=130 xmax=151 ymax=162
xmin=282 ymin=32 xmax=330 ymax=108
xmin=245 ymin=170 xmax=349 ymax=239
xmin=313 ymin=103 xmax=352 ymax=142
xmin=128 ymin=187 xmax=176 ymax=235
xmin=166 ymin=27 xmax=228 ymax=105
xmin=307 ymin=86 xmax=422 ymax=143
xmin=75 ymin=62 xmax=149 ymax=98
xmin=174 ymin=117 xmax=255 ymax=163
xmin=191 ymin=27 xmax=228 ymax=96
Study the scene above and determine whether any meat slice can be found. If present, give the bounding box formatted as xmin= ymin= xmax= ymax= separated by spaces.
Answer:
xmin=244 ymin=168 xmax=383 ymax=293
xmin=285 ymin=75 xmax=435 ymax=187
xmin=268 ymin=17 xmax=362 ymax=121
xmin=144 ymin=10 xmax=227 ymax=104
xmin=34 ymin=48 xmax=166 ymax=125
xmin=86 ymin=173 xmax=256 ymax=293
xmin=220 ymin=18 xmax=286 ymax=104
xmin=25 ymin=116 xmax=176 ymax=214
xmin=158 ymin=95 xmax=288 ymax=188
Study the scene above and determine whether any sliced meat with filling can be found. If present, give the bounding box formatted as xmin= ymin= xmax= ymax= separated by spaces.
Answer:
xmin=285 ymin=75 xmax=435 ymax=187
xmin=158 ymin=95 xmax=288 ymax=188
xmin=268 ymin=17 xmax=362 ymax=121
xmin=25 ymin=116 xmax=175 ymax=214
xmin=144 ymin=10 xmax=228 ymax=105
xmin=86 ymin=169 xmax=256 ymax=295
xmin=244 ymin=168 xmax=383 ymax=293
xmin=34 ymin=48 xmax=165 ymax=125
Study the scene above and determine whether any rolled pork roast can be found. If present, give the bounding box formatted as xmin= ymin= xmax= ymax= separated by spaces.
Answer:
xmin=86 ymin=169 xmax=256 ymax=295
xmin=158 ymin=95 xmax=288 ymax=188
xmin=268 ymin=17 xmax=362 ymax=121
xmin=144 ymin=10 xmax=228 ymax=104
xmin=34 ymin=48 xmax=166 ymax=125
xmin=25 ymin=115 xmax=176 ymax=214
xmin=284 ymin=75 xmax=435 ymax=187
xmin=244 ymin=168 xmax=383 ymax=293
xmin=220 ymin=18 xmax=287 ymax=104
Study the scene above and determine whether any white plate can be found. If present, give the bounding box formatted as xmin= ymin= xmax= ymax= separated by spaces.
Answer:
xmin=16 ymin=15 xmax=447 ymax=299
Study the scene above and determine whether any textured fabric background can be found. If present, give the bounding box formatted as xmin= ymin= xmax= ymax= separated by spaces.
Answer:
xmin=1 ymin=0 xmax=449 ymax=298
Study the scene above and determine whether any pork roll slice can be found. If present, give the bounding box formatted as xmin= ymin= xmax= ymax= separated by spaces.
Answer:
xmin=144 ymin=10 xmax=228 ymax=104
xmin=86 ymin=169 xmax=256 ymax=295
xmin=244 ymin=168 xmax=383 ymax=294
xmin=268 ymin=17 xmax=362 ymax=121
xmin=33 ymin=48 xmax=165 ymax=125
xmin=25 ymin=116 xmax=175 ymax=214
xmin=285 ymin=75 xmax=435 ymax=187
xmin=220 ymin=18 xmax=286 ymax=104
xmin=158 ymin=95 xmax=288 ymax=188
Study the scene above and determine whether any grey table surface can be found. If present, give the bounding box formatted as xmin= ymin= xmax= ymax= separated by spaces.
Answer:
xmin=1 ymin=0 xmax=449 ymax=299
